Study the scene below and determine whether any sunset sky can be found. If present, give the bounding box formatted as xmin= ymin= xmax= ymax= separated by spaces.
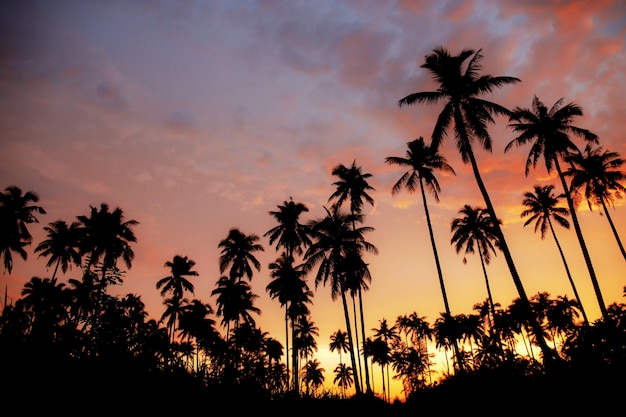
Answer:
xmin=1 ymin=0 xmax=625 ymax=400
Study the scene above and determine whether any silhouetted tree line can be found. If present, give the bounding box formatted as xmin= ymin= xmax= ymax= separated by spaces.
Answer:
xmin=1 ymin=46 xmax=625 ymax=413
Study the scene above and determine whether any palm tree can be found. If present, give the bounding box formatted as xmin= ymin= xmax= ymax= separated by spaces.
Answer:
xmin=328 ymin=160 xmax=375 ymax=393
xmin=371 ymin=318 xmax=399 ymax=401
xmin=301 ymin=359 xmax=325 ymax=396
xmin=156 ymin=255 xmax=197 ymax=302
xmin=34 ymin=220 xmax=82 ymax=279
xmin=329 ymin=328 xmax=350 ymax=365
xmin=264 ymin=197 xmax=311 ymax=259
xmin=266 ymin=252 xmax=310 ymax=392
xmin=333 ymin=363 xmax=353 ymax=398
xmin=76 ymin=203 xmax=138 ymax=283
xmin=521 ymin=185 xmax=589 ymax=325
xmin=398 ymin=46 xmax=555 ymax=361
xmin=303 ymin=206 xmax=377 ymax=395
xmin=211 ymin=275 xmax=260 ymax=335
xmin=506 ymin=96 xmax=607 ymax=320
xmin=385 ymin=137 xmax=461 ymax=369
xmin=0 ymin=185 xmax=47 ymax=273
xmin=450 ymin=204 xmax=501 ymax=325
xmin=565 ymin=144 xmax=626 ymax=260
xmin=218 ymin=228 xmax=264 ymax=282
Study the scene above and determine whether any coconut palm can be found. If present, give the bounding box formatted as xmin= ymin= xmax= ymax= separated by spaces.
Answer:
xmin=565 ymin=144 xmax=626 ymax=260
xmin=303 ymin=206 xmax=377 ymax=395
xmin=371 ymin=318 xmax=399 ymax=401
xmin=34 ymin=220 xmax=82 ymax=279
xmin=398 ymin=46 xmax=554 ymax=360
xmin=264 ymin=197 xmax=312 ymax=259
xmin=506 ymin=96 xmax=607 ymax=320
xmin=266 ymin=252 xmax=310 ymax=392
xmin=329 ymin=328 xmax=350 ymax=365
xmin=0 ymin=185 xmax=47 ymax=273
xmin=385 ymin=137 xmax=461 ymax=369
xmin=76 ymin=203 xmax=138 ymax=283
xmin=451 ymin=205 xmax=501 ymax=324
xmin=301 ymin=359 xmax=325 ymax=396
xmin=521 ymin=185 xmax=589 ymax=325
xmin=211 ymin=275 xmax=260 ymax=336
xmin=218 ymin=228 xmax=264 ymax=282
xmin=328 ymin=160 xmax=375 ymax=393
xmin=156 ymin=255 xmax=197 ymax=302
xmin=333 ymin=363 xmax=353 ymax=398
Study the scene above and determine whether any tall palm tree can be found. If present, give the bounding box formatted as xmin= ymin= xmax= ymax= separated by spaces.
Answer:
xmin=303 ymin=206 xmax=377 ymax=395
xmin=505 ymin=96 xmax=607 ymax=320
xmin=0 ymin=185 xmax=47 ymax=273
xmin=450 ymin=205 xmax=501 ymax=324
xmin=266 ymin=252 xmax=310 ymax=392
xmin=521 ymin=185 xmax=589 ymax=325
xmin=156 ymin=255 xmax=198 ymax=302
xmin=385 ymin=137 xmax=461 ymax=369
xmin=264 ymin=198 xmax=311 ymax=389
xmin=398 ymin=46 xmax=555 ymax=361
xmin=371 ymin=318 xmax=399 ymax=402
xmin=565 ymin=144 xmax=626 ymax=260
xmin=328 ymin=160 xmax=375 ymax=393
xmin=218 ymin=228 xmax=264 ymax=282
xmin=34 ymin=220 xmax=82 ymax=279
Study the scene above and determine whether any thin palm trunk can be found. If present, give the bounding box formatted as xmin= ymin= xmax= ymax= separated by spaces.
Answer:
xmin=476 ymin=241 xmax=496 ymax=322
xmin=341 ymin=289 xmax=362 ymax=395
xmin=419 ymin=177 xmax=464 ymax=370
xmin=600 ymin=197 xmax=626 ymax=260
xmin=358 ymin=288 xmax=372 ymax=393
xmin=555 ymin=160 xmax=608 ymax=319
xmin=466 ymin=150 xmax=555 ymax=362
xmin=351 ymin=295 xmax=363 ymax=389
xmin=547 ymin=217 xmax=589 ymax=325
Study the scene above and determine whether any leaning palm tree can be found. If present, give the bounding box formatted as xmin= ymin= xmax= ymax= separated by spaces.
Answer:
xmin=398 ymin=46 xmax=555 ymax=361
xmin=34 ymin=220 xmax=82 ymax=279
xmin=385 ymin=137 xmax=462 ymax=370
xmin=505 ymin=96 xmax=607 ymax=320
xmin=565 ymin=144 xmax=626 ymax=260
xmin=450 ymin=205 xmax=501 ymax=325
xmin=0 ymin=185 xmax=47 ymax=273
xmin=328 ymin=160 xmax=375 ymax=393
xmin=218 ymin=228 xmax=264 ymax=282
xmin=521 ymin=185 xmax=589 ymax=325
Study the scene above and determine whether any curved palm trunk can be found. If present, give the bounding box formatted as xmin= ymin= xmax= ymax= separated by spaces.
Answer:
xmin=555 ymin=160 xmax=608 ymax=319
xmin=419 ymin=178 xmax=464 ymax=371
xmin=547 ymin=218 xmax=590 ymax=325
xmin=600 ymin=197 xmax=626 ymax=260
xmin=341 ymin=289 xmax=362 ymax=395
xmin=465 ymin=150 xmax=556 ymax=363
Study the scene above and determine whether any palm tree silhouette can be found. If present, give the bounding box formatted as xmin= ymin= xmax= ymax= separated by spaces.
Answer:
xmin=506 ymin=96 xmax=607 ymax=320
xmin=521 ymin=185 xmax=589 ymax=325
xmin=565 ymin=144 xmax=626 ymax=260
xmin=77 ymin=203 xmax=138 ymax=284
xmin=398 ymin=46 xmax=554 ymax=361
xmin=385 ymin=137 xmax=460 ymax=370
xmin=451 ymin=205 xmax=501 ymax=326
xmin=304 ymin=206 xmax=376 ymax=396
xmin=157 ymin=255 xmax=198 ymax=301
xmin=218 ymin=227 xmax=264 ymax=282
xmin=371 ymin=318 xmax=399 ymax=401
xmin=0 ymin=185 xmax=47 ymax=273
xmin=212 ymin=275 xmax=260 ymax=336
xmin=34 ymin=220 xmax=82 ymax=279
xmin=266 ymin=252 xmax=310 ymax=393
xmin=333 ymin=362 xmax=353 ymax=398
xmin=264 ymin=198 xmax=311 ymax=390
xmin=328 ymin=160 xmax=375 ymax=394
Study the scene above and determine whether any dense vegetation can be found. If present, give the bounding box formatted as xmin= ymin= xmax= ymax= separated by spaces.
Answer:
xmin=2 ymin=46 xmax=625 ymax=413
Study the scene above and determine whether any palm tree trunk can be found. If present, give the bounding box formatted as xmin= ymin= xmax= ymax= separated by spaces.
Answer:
xmin=600 ymin=197 xmax=626 ymax=260
xmin=340 ymin=289 xmax=362 ymax=395
xmin=351 ymin=295 xmax=363 ymax=388
xmin=477 ymin=242 xmax=496 ymax=322
xmin=358 ymin=287 xmax=372 ymax=393
xmin=555 ymin=160 xmax=608 ymax=319
xmin=284 ymin=304 xmax=290 ymax=389
xmin=466 ymin=150 xmax=556 ymax=363
xmin=419 ymin=178 xmax=464 ymax=371
xmin=547 ymin=219 xmax=589 ymax=325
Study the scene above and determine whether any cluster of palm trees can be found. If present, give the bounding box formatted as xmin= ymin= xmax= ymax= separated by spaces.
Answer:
xmin=1 ymin=46 xmax=625 ymax=402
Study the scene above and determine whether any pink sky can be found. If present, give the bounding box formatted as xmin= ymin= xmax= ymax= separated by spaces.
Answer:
xmin=2 ymin=0 xmax=625 ymax=399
